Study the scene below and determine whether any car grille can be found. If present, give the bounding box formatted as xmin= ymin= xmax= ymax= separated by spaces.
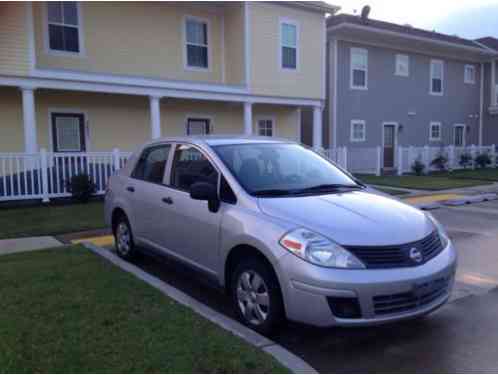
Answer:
xmin=344 ymin=231 xmax=443 ymax=269
xmin=372 ymin=276 xmax=450 ymax=316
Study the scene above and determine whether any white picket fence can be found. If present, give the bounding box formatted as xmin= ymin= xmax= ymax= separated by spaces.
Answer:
xmin=321 ymin=144 xmax=497 ymax=176
xmin=0 ymin=149 xmax=131 ymax=202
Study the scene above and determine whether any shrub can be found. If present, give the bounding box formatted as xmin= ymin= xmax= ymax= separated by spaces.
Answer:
xmin=411 ymin=159 xmax=425 ymax=176
xmin=475 ymin=153 xmax=492 ymax=169
xmin=66 ymin=174 xmax=97 ymax=203
xmin=459 ymin=153 xmax=473 ymax=169
xmin=431 ymin=153 xmax=448 ymax=172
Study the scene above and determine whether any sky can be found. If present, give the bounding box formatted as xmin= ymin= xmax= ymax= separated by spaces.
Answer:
xmin=327 ymin=0 xmax=498 ymax=39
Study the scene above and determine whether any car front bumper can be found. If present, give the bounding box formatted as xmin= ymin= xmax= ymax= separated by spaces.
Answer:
xmin=278 ymin=242 xmax=457 ymax=327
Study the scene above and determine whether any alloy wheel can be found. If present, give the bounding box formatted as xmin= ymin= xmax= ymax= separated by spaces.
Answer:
xmin=236 ymin=270 xmax=270 ymax=325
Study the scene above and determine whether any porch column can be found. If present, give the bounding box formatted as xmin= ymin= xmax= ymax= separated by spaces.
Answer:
xmin=243 ymin=102 xmax=253 ymax=135
xmin=149 ymin=95 xmax=161 ymax=139
xmin=492 ymin=60 xmax=497 ymax=107
xmin=21 ymin=87 xmax=38 ymax=153
xmin=312 ymin=105 xmax=323 ymax=150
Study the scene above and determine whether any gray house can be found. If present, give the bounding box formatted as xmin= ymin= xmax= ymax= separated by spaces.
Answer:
xmin=303 ymin=13 xmax=498 ymax=173
xmin=477 ymin=37 xmax=498 ymax=143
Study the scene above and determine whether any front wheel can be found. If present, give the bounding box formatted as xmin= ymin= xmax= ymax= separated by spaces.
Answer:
xmin=231 ymin=258 xmax=284 ymax=335
xmin=114 ymin=215 xmax=137 ymax=261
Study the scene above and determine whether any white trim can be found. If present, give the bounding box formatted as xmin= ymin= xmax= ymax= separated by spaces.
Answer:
xmin=220 ymin=14 xmax=225 ymax=84
xmin=183 ymin=15 xmax=211 ymax=72
xmin=429 ymin=121 xmax=442 ymax=142
xmin=21 ymin=88 xmax=38 ymax=153
xmin=43 ymin=2 xmax=85 ymax=58
xmin=0 ymin=75 xmax=322 ymax=107
xmin=184 ymin=115 xmax=214 ymax=135
xmin=350 ymin=119 xmax=366 ymax=142
xmin=327 ymin=23 xmax=497 ymax=56
xmin=492 ymin=60 xmax=497 ymax=107
xmin=48 ymin=108 xmax=90 ymax=153
xmin=279 ymin=17 xmax=300 ymax=72
xmin=453 ymin=124 xmax=466 ymax=147
xmin=332 ymin=39 xmax=338 ymax=148
xmin=381 ymin=122 xmax=399 ymax=169
xmin=295 ymin=107 xmax=302 ymax=142
xmin=479 ymin=63 xmax=484 ymax=146
xmin=464 ymin=64 xmax=476 ymax=84
xmin=321 ymin=16 xmax=326 ymax=100
xmin=244 ymin=2 xmax=251 ymax=87
xmin=395 ymin=54 xmax=409 ymax=77
xmin=350 ymin=47 xmax=368 ymax=90
xmin=26 ymin=2 xmax=36 ymax=72
xmin=255 ymin=116 xmax=276 ymax=137
xmin=430 ymin=59 xmax=444 ymax=96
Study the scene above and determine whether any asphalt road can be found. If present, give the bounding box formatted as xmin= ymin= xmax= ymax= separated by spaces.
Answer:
xmin=129 ymin=200 xmax=498 ymax=373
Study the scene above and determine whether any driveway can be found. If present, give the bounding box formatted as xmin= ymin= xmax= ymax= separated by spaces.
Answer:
xmin=130 ymin=200 xmax=498 ymax=373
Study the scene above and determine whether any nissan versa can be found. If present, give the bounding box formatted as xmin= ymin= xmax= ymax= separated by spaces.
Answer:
xmin=105 ymin=136 xmax=457 ymax=334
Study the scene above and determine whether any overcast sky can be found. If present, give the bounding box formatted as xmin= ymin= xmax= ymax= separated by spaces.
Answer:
xmin=327 ymin=0 xmax=498 ymax=39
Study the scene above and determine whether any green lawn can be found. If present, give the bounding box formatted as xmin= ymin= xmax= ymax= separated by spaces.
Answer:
xmin=0 ymin=246 xmax=288 ymax=373
xmin=356 ymin=174 xmax=492 ymax=191
xmin=0 ymin=201 xmax=105 ymax=239
xmin=431 ymin=168 xmax=498 ymax=181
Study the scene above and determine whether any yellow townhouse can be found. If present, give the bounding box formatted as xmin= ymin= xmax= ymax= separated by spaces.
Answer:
xmin=0 ymin=1 xmax=337 ymax=153
xmin=0 ymin=1 xmax=338 ymax=201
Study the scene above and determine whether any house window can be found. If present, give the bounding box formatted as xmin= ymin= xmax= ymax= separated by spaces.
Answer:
xmin=464 ymin=65 xmax=476 ymax=84
xmin=351 ymin=48 xmax=368 ymax=89
xmin=186 ymin=118 xmax=211 ymax=135
xmin=281 ymin=21 xmax=298 ymax=69
xmin=350 ymin=120 xmax=366 ymax=142
xmin=257 ymin=119 xmax=274 ymax=137
xmin=185 ymin=17 xmax=209 ymax=69
xmin=51 ymin=113 xmax=86 ymax=152
xmin=429 ymin=122 xmax=442 ymax=142
xmin=47 ymin=2 xmax=80 ymax=53
xmin=430 ymin=59 xmax=444 ymax=95
xmin=395 ymin=54 xmax=409 ymax=76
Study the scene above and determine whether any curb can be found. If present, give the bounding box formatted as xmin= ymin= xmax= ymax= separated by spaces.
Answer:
xmin=410 ymin=193 xmax=498 ymax=210
xmin=82 ymin=243 xmax=317 ymax=374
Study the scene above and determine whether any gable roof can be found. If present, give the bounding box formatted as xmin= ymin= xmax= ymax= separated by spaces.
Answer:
xmin=476 ymin=37 xmax=498 ymax=52
xmin=328 ymin=14 xmax=488 ymax=51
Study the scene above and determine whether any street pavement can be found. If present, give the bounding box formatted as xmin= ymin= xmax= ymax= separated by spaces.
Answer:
xmin=124 ymin=200 xmax=498 ymax=373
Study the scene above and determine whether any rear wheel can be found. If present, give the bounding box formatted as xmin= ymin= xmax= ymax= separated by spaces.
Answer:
xmin=114 ymin=215 xmax=137 ymax=261
xmin=231 ymin=258 xmax=284 ymax=335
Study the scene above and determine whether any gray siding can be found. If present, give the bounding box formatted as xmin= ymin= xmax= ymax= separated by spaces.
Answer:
xmin=331 ymin=40 xmax=481 ymax=148
xmin=482 ymin=62 xmax=498 ymax=145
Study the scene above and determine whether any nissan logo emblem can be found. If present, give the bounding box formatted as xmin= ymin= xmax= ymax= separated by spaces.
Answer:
xmin=409 ymin=247 xmax=423 ymax=263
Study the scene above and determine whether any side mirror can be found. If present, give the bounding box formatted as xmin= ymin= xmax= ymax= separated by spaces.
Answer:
xmin=190 ymin=182 xmax=220 ymax=213
xmin=190 ymin=182 xmax=218 ymax=201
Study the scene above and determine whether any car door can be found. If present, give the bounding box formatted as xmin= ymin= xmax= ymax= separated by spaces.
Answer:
xmin=125 ymin=143 xmax=174 ymax=246
xmin=160 ymin=143 xmax=223 ymax=274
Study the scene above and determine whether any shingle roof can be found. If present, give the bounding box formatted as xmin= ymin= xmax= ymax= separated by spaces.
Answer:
xmin=476 ymin=37 xmax=498 ymax=51
xmin=327 ymin=14 xmax=487 ymax=50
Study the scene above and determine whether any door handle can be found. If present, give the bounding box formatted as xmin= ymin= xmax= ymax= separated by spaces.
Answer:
xmin=126 ymin=186 xmax=135 ymax=193
xmin=162 ymin=197 xmax=173 ymax=205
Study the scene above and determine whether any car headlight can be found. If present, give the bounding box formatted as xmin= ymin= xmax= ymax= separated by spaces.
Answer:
xmin=279 ymin=228 xmax=366 ymax=269
xmin=426 ymin=213 xmax=449 ymax=248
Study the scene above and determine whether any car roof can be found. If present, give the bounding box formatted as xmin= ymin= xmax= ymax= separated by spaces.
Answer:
xmin=145 ymin=135 xmax=295 ymax=147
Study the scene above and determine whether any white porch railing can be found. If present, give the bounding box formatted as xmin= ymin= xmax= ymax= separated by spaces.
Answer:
xmin=0 ymin=149 xmax=132 ymax=202
xmin=320 ymin=144 xmax=497 ymax=176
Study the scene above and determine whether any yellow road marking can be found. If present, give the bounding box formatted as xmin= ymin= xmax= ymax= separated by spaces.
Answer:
xmin=403 ymin=193 xmax=463 ymax=205
xmin=72 ymin=235 xmax=114 ymax=247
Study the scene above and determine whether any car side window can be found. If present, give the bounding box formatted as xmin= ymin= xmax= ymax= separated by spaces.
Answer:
xmin=131 ymin=145 xmax=171 ymax=184
xmin=171 ymin=145 xmax=218 ymax=191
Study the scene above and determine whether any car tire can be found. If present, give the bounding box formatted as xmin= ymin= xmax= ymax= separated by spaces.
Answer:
xmin=231 ymin=258 xmax=284 ymax=335
xmin=114 ymin=214 xmax=137 ymax=261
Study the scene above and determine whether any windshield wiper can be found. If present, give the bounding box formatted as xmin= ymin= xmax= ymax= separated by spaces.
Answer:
xmin=299 ymin=183 xmax=364 ymax=192
xmin=252 ymin=189 xmax=298 ymax=197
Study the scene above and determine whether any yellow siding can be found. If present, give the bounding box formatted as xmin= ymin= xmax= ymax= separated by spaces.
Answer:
xmin=0 ymin=87 xmax=24 ymax=152
xmin=223 ymin=3 xmax=245 ymax=85
xmin=0 ymin=2 xmax=31 ymax=76
xmin=33 ymin=2 xmax=224 ymax=83
xmin=249 ymin=2 xmax=324 ymax=99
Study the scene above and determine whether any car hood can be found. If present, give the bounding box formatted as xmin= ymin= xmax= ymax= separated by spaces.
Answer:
xmin=258 ymin=190 xmax=433 ymax=246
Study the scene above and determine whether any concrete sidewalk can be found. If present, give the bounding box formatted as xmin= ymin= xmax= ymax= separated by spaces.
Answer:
xmin=0 ymin=236 xmax=63 ymax=256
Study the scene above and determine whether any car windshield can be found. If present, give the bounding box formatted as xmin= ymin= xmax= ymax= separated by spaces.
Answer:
xmin=212 ymin=143 xmax=362 ymax=197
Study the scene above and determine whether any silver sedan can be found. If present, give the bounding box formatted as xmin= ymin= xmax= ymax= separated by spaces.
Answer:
xmin=105 ymin=136 xmax=457 ymax=334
